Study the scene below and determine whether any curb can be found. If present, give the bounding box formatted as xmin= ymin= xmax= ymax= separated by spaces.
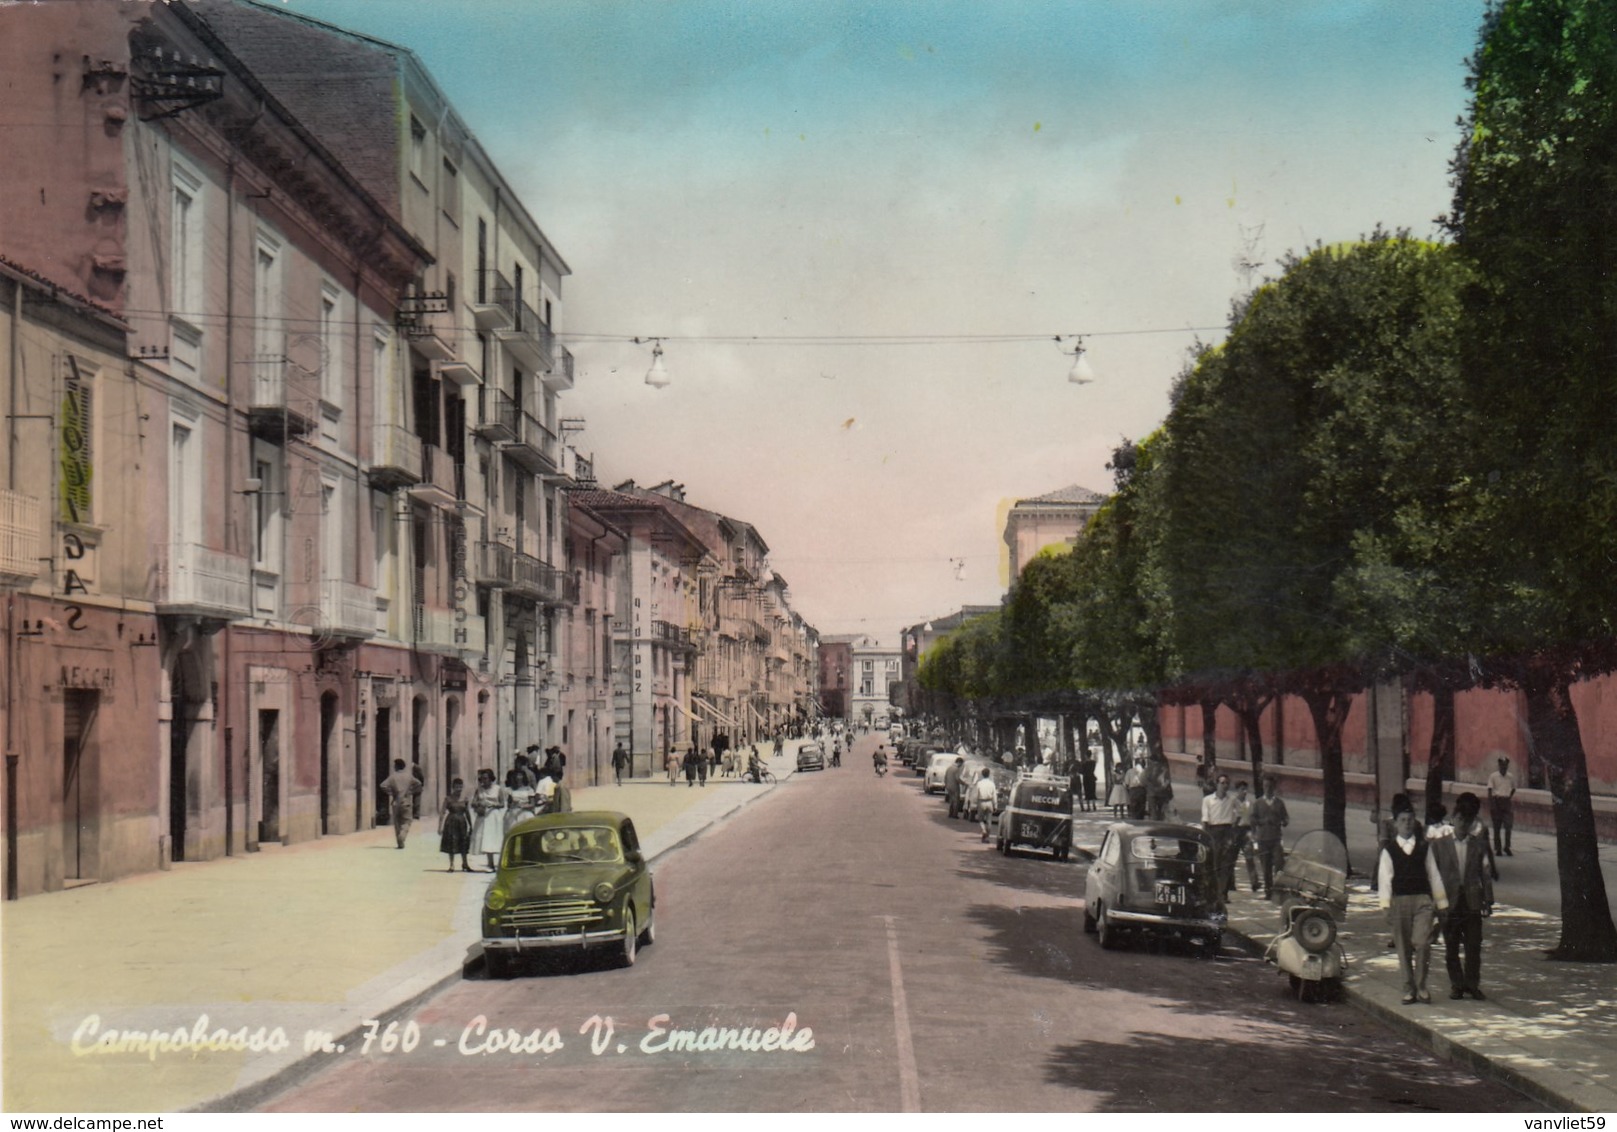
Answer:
xmin=194 ymin=766 xmax=791 ymax=1113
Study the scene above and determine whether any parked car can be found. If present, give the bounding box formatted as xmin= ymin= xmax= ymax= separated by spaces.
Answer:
xmin=796 ymin=742 xmax=826 ymax=772
xmin=1082 ymin=821 xmax=1224 ymax=955
xmin=481 ymin=811 xmax=655 ymax=976
xmin=996 ymin=776 xmax=1073 ymax=859
xmin=923 ymin=751 xmax=960 ymax=793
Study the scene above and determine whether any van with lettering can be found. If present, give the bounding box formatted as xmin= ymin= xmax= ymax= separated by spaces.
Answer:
xmin=995 ymin=776 xmax=1073 ymax=860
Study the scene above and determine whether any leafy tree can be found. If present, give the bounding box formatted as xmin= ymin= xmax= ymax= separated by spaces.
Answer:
xmin=1444 ymin=0 xmax=1617 ymax=960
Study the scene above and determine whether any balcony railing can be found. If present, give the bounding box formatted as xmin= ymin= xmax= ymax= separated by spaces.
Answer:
xmin=0 ymin=489 xmax=42 ymax=578
xmin=320 ymin=578 xmax=376 ymax=638
xmin=397 ymin=306 xmax=455 ymax=362
xmin=453 ymin=461 xmax=484 ymax=514
xmin=474 ymin=388 xmax=518 ymax=443
xmin=473 ymin=540 xmax=514 ymax=587
xmin=247 ymin=355 xmax=318 ymax=439
xmin=411 ymin=602 xmax=485 ymax=655
xmin=543 ymin=343 xmax=575 ymax=391
xmin=502 ymin=409 xmax=558 ymax=473
xmin=407 ymin=443 xmax=457 ymax=506
xmin=509 ymin=553 xmax=577 ymax=605
xmin=497 ymin=298 xmax=554 ymax=373
xmin=367 ymin=423 xmax=422 ymax=490
xmin=471 ymin=268 xmax=515 ymax=331
xmin=651 ymin=620 xmax=696 ymax=651
xmin=154 ymin=542 xmax=251 ymax=618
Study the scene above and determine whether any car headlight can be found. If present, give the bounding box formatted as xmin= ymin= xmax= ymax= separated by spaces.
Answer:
xmin=593 ymin=881 xmax=615 ymax=904
xmin=485 ymin=885 xmax=510 ymax=911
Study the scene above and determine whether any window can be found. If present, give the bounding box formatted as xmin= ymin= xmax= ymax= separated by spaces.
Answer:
xmin=372 ymin=327 xmax=396 ymax=424
xmin=321 ymin=479 xmax=340 ymax=581
xmin=170 ymin=421 xmax=198 ymax=547
xmin=252 ymin=454 xmax=280 ymax=571
xmin=254 ymin=230 xmax=283 ymax=367
xmin=319 ymin=283 xmax=345 ymax=406
xmin=441 ymin=158 xmax=460 ymax=217
xmin=409 ymin=116 xmax=426 ymax=183
xmin=170 ymin=160 xmax=204 ymax=318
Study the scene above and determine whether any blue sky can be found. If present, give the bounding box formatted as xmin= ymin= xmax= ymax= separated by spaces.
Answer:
xmin=283 ymin=0 xmax=1487 ymax=639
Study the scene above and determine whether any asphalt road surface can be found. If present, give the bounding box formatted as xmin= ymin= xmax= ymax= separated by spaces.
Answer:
xmin=265 ymin=734 xmax=1531 ymax=1113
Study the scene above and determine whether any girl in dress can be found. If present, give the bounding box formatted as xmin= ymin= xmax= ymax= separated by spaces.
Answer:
xmin=438 ymin=777 xmax=472 ymax=872
xmin=503 ymin=767 xmax=537 ymax=835
xmin=469 ymin=768 xmax=506 ymax=871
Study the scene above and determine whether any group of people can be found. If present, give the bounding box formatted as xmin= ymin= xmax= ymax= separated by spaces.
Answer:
xmin=433 ymin=746 xmax=572 ymax=873
xmin=1198 ymin=772 xmax=1290 ymax=898
xmin=1376 ymin=785 xmax=1499 ymax=1005
xmin=1109 ymin=751 xmax=1176 ymax=821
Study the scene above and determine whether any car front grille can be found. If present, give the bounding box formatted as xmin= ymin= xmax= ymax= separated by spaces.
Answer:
xmin=503 ymin=897 xmax=604 ymax=930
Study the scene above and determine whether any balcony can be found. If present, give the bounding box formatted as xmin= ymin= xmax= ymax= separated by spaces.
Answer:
xmin=474 ymin=388 xmax=518 ymax=443
xmin=542 ymin=343 xmax=575 ymax=391
xmin=397 ymin=306 xmax=455 ymax=362
xmin=496 ymin=298 xmax=554 ymax=373
xmin=320 ymin=578 xmax=376 ymax=639
xmin=437 ymin=359 xmax=480 ymax=388
xmin=411 ymin=602 xmax=484 ymax=656
xmin=501 ymin=409 xmax=558 ymax=473
xmin=471 ymin=269 xmax=515 ymax=331
xmin=247 ymin=356 xmax=319 ymax=440
xmin=509 ymin=553 xmax=577 ymax=606
xmin=154 ymin=542 xmax=251 ymax=619
xmin=472 ymin=540 xmax=514 ymax=588
xmin=367 ymin=423 xmax=422 ymax=491
xmin=0 ymin=490 xmax=42 ymax=579
xmin=407 ymin=443 xmax=457 ymax=507
xmin=652 ymin=620 xmax=695 ymax=652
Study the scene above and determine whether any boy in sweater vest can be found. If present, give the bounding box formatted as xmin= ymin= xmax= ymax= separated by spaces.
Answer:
xmin=1377 ymin=800 xmax=1449 ymax=1004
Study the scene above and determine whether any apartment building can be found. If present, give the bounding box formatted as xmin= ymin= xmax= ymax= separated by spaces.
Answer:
xmin=560 ymin=492 xmax=626 ymax=786
xmin=1002 ymin=483 xmax=1105 ymax=584
xmin=849 ymin=636 xmax=901 ymax=730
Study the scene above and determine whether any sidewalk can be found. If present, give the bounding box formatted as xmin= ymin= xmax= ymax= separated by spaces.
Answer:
xmin=0 ymin=746 xmax=804 ymax=1114
xmin=1067 ymin=797 xmax=1617 ymax=1113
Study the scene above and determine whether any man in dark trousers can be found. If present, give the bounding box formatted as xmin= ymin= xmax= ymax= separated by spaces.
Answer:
xmin=611 ymin=741 xmax=630 ymax=786
xmin=1432 ymin=792 xmax=1496 ymax=1000
xmin=1377 ymin=798 xmax=1450 ymax=1004
xmin=381 ymin=758 xmax=422 ymax=849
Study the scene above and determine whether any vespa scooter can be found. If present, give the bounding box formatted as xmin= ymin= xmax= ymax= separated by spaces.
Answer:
xmin=1264 ymin=829 xmax=1349 ymax=1002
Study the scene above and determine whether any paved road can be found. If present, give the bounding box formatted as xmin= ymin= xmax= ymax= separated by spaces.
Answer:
xmin=264 ymin=734 xmax=1530 ymax=1112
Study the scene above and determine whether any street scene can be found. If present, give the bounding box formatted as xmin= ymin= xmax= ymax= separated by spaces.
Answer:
xmin=4 ymin=0 xmax=1617 ymax=1120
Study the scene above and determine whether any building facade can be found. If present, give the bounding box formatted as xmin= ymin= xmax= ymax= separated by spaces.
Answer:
xmin=849 ymin=636 xmax=901 ymax=730
xmin=1002 ymin=484 xmax=1105 ymax=583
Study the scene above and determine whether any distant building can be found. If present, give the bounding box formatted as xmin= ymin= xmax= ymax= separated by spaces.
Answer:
xmin=817 ymin=636 xmax=855 ymax=723
xmin=895 ymin=607 xmax=1000 ymax=718
xmin=1003 ymin=484 xmax=1106 ymax=582
xmin=849 ymin=636 xmax=901 ymax=729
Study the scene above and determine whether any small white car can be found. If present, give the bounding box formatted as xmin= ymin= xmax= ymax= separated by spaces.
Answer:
xmin=924 ymin=751 xmax=960 ymax=794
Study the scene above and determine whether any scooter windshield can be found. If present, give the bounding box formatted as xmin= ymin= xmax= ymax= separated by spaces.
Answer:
xmin=1275 ymin=830 xmax=1350 ymax=912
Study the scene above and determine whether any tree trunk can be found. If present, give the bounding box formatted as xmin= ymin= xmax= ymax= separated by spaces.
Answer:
xmin=1200 ymin=700 xmax=1219 ymax=771
xmin=1139 ymin=697 xmax=1165 ymax=761
xmin=1023 ymin=716 xmax=1040 ymax=768
xmin=1523 ymin=674 xmax=1617 ymax=962
xmin=1098 ymin=711 xmax=1126 ymax=772
xmin=1300 ymin=688 xmax=1352 ymax=858
xmin=1061 ymin=714 xmax=1077 ymax=776
xmin=1423 ymin=684 xmax=1456 ymax=822
xmin=1230 ymin=695 xmax=1271 ymax=786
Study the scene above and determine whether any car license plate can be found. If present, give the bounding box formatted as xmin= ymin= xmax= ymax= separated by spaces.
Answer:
xmin=1155 ymin=881 xmax=1186 ymax=906
xmin=525 ymin=927 xmax=567 ymax=938
xmin=1020 ymin=823 xmax=1039 ymax=838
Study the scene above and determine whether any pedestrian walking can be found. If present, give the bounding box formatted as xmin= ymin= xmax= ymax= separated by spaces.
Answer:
xmin=611 ymin=741 xmax=630 ymax=786
xmin=1432 ymin=792 xmax=1495 ymax=1000
xmin=1233 ymin=781 xmax=1260 ymax=893
xmin=1249 ymin=775 xmax=1290 ymax=898
xmin=683 ymin=746 xmax=699 ymax=787
xmin=666 ymin=749 xmax=680 ymax=786
xmin=1377 ymin=798 xmax=1449 ymax=1005
xmin=1078 ymin=753 xmax=1098 ymax=813
xmin=1145 ymin=754 xmax=1174 ymax=821
xmin=438 ymin=777 xmax=473 ymax=872
xmin=972 ymin=768 xmax=998 ymax=842
xmin=469 ymin=768 xmax=506 ymax=871
xmin=1487 ymin=756 xmax=1517 ymax=857
xmin=1106 ymin=760 xmax=1128 ymax=818
xmin=697 ymin=745 xmax=709 ymax=787
xmin=1125 ymin=756 xmax=1149 ymax=821
xmin=381 ymin=758 xmax=421 ymax=849
xmin=945 ymin=756 xmax=966 ymax=819
xmin=1200 ymin=772 xmax=1241 ymax=897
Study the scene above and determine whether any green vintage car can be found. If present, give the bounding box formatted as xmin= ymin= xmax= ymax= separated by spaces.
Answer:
xmin=481 ymin=810 xmax=656 ymax=976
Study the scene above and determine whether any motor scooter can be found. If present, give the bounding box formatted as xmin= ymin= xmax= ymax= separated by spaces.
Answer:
xmin=1264 ymin=829 xmax=1349 ymax=1002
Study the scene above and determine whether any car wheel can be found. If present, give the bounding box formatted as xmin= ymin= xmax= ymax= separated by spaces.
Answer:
xmin=1322 ymin=976 xmax=1342 ymax=1003
xmin=1083 ymin=903 xmax=1097 ymax=933
xmin=1057 ymin=844 xmax=1070 ymax=862
xmin=1097 ymin=904 xmax=1119 ymax=950
xmin=484 ymin=949 xmax=516 ymax=980
xmin=1198 ymin=931 xmax=1221 ymax=957
xmin=639 ymin=909 xmax=656 ymax=947
xmin=619 ymin=909 xmax=638 ymax=968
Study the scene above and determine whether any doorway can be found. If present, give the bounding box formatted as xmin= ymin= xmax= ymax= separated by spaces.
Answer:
xmin=373 ymin=704 xmax=392 ymax=826
xmin=62 ymin=689 xmax=99 ymax=881
xmin=258 ymin=709 xmax=280 ymax=844
xmin=411 ymin=695 xmax=428 ymax=818
xmin=443 ymin=695 xmax=461 ymax=796
xmin=319 ymin=691 xmax=338 ymax=835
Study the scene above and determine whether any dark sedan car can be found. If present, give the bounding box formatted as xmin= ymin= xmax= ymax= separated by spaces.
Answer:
xmin=1082 ymin=821 xmax=1224 ymax=955
xmin=481 ymin=811 xmax=655 ymax=976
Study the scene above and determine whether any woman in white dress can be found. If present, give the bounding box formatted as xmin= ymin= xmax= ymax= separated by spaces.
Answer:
xmin=503 ymin=768 xmax=537 ymax=836
xmin=469 ymin=768 xmax=506 ymax=870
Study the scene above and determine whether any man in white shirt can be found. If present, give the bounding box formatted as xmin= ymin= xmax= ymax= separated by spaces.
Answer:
xmin=1200 ymin=773 xmax=1241 ymax=896
xmin=1377 ymin=801 xmax=1450 ymax=1004
xmin=1486 ymin=756 xmax=1517 ymax=857
xmin=971 ymin=769 xmax=998 ymax=843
